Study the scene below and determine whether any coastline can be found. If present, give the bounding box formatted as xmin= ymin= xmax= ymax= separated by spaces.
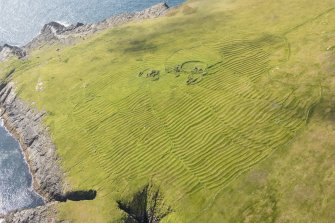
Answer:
xmin=0 ymin=82 xmax=64 ymax=222
xmin=1 ymin=2 xmax=171 ymax=62
xmin=0 ymin=2 xmax=172 ymax=222
xmin=1 ymin=113 xmax=48 ymax=203
xmin=24 ymin=2 xmax=171 ymax=51
xmin=0 ymin=118 xmax=45 ymax=208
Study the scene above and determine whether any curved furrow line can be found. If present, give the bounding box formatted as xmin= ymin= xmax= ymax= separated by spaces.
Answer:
xmin=165 ymin=105 xmax=211 ymax=135
xmin=216 ymin=121 xmax=267 ymax=149
xmin=170 ymin=137 xmax=218 ymax=165
xmin=143 ymin=130 xmax=171 ymax=150
xmin=178 ymin=130 xmax=229 ymax=161
xmin=169 ymin=122 xmax=218 ymax=151
xmin=187 ymin=86 xmax=267 ymax=109
xmin=167 ymin=108 xmax=214 ymax=141
xmin=195 ymin=152 xmax=259 ymax=188
xmin=224 ymin=61 xmax=265 ymax=76
xmin=186 ymin=135 xmax=231 ymax=165
xmin=198 ymin=78 xmax=237 ymax=93
xmin=217 ymin=105 xmax=264 ymax=126
xmin=194 ymin=150 xmax=255 ymax=182
xmin=207 ymin=151 xmax=269 ymax=190
xmin=257 ymin=129 xmax=294 ymax=146
xmin=223 ymin=48 xmax=266 ymax=60
xmin=284 ymin=119 xmax=304 ymax=129
xmin=229 ymin=85 xmax=273 ymax=101
xmin=238 ymin=126 xmax=290 ymax=148
xmin=92 ymin=117 xmax=126 ymax=135
xmin=146 ymin=89 xmax=209 ymax=190
xmin=228 ymin=53 xmax=268 ymax=66
xmin=234 ymin=66 xmax=267 ymax=78
xmin=186 ymin=92 xmax=234 ymax=112
xmin=189 ymin=134 xmax=257 ymax=165
xmin=203 ymin=150 xmax=265 ymax=186
xmin=97 ymin=145 xmax=135 ymax=174
xmin=158 ymin=156 xmax=210 ymax=191
xmin=203 ymin=81 xmax=267 ymax=101
xmin=122 ymin=149 xmax=170 ymax=177
xmin=246 ymin=103 xmax=300 ymax=124
xmin=224 ymin=51 xmax=265 ymax=60
xmin=160 ymin=99 xmax=202 ymax=126
xmin=182 ymin=89 xmax=266 ymax=152
xmin=249 ymin=126 xmax=295 ymax=144
xmin=188 ymin=148 xmax=249 ymax=180
xmin=96 ymin=132 xmax=141 ymax=163
xmin=173 ymin=121 xmax=225 ymax=149
xmin=71 ymin=97 xmax=111 ymax=115
xmin=217 ymin=107 xmax=295 ymax=134
xmin=154 ymin=157 xmax=205 ymax=192
xmin=221 ymin=45 xmax=261 ymax=55
xmin=209 ymin=152 xmax=269 ymax=188
xmin=111 ymin=89 xmax=146 ymax=109
xmin=163 ymin=91 xmax=225 ymax=140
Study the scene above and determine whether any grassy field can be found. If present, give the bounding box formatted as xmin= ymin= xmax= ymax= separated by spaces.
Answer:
xmin=1 ymin=0 xmax=335 ymax=222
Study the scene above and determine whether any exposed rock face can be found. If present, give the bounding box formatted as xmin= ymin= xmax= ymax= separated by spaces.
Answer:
xmin=25 ymin=3 xmax=170 ymax=50
xmin=0 ymin=44 xmax=26 ymax=61
xmin=25 ymin=22 xmax=84 ymax=49
xmin=2 ymin=203 xmax=61 ymax=223
xmin=40 ymin=21 xmax=84 ymax=35
xmin=0 ymin=82 xmax=64 ymax=201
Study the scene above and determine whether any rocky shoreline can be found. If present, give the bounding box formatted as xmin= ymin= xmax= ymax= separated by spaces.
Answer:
xmin=0 ymin=2 xmax=171 ymax=223
xmin=0 ymin=82 xmax=64 ymax=223
xmin=1 ymin=203 xmax=60 ymax=223
xmin=1 ymin=3 xmax=170 ymax=60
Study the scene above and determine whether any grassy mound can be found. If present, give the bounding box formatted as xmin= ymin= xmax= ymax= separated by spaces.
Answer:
xmin=1 ymin=0 xmax=335 ymax=222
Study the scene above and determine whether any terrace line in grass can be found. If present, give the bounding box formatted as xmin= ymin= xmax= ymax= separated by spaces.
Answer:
xmin=0 ymin=0 xmax=335 ymax=222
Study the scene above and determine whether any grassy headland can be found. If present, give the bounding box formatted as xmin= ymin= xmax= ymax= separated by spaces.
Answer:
xmin=1 ymin=0 xmax=335 ymax=222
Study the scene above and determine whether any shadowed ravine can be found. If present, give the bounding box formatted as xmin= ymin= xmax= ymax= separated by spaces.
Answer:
xmin=117 ymin=184 xmax=172 ymax=223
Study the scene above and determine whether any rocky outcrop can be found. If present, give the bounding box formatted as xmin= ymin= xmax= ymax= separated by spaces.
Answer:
xmin=40 ymin=21 xmax=84 ymax=35
xmin=0 ymin=44 xmax=26 ymax=61
xmin=25 ymin=22 xmax=84 ymax=50
xmin=2 ymin=203 xmax=61 ymax=223
xmin=25 ymin=3 xmax=170 ymax=50
xmin=0 ymin=82 xmax=64 ymax=201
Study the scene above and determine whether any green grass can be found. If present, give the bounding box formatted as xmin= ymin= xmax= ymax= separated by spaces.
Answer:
xmin=1 ymin=0 xmax=335 ymax=222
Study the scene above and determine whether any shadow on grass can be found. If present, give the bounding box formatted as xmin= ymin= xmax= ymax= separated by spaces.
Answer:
xmin=54 ymin=190 xmax=97 ymax=202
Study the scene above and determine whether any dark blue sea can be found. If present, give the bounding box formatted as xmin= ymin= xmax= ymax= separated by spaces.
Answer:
xmin=0 ymin=0 xmax=184 ymax=46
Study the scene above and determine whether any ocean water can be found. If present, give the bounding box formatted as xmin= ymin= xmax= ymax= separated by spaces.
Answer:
xmin=0 ymin=0 xmax=185 ymax=46
xmin=0 ymin=121 xmax=44 ymax=214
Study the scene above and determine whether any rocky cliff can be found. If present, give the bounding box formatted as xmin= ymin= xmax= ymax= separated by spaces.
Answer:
xmin=0 ymin=44 xmax=26 ymax=61
xmin=0 ymin=82 xmax=64 ymax=201
xmin=3 ymin=203 xmax=60 ymax=223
